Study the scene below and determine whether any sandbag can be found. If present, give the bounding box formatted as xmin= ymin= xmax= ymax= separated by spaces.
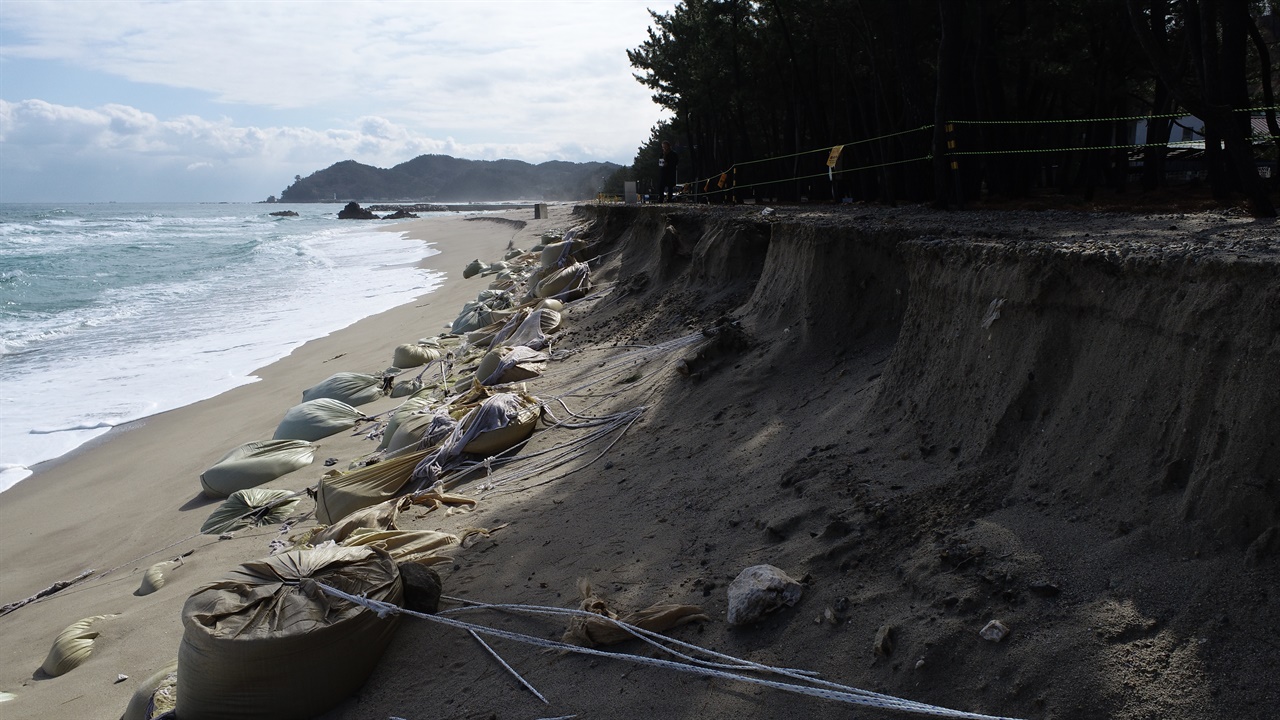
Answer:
xmin=535 ymin=261 xmax=590 ymax=301
xmin=301 ymin=372 xmax=384 ymax=407
xmin=41 ymin=615 xmax=110 ymax=677
xmin=136 ymin=560 xmax=180 ymax=596
xmin=476 ymin=345 xmax=549 ymax=386
xmin=310 ymin=496 xmax=411 ymax=545
xmin=540 ymin=232 xmax=586 ymax=269
xmin=392 ymin=343 xmax=442 ymax=369
xmin=411 ymin=393 xmax=540 ymax=485
xmin=463 ymin=259 xmax=484 ymax=278
xmin=377 ymin=392 xmax=438 ymax=451
xmin=120 ymin=659 xmax=178 ymax=720
xmin=200 ymin=439 xmax=317 ymax=498
xmin=200 ymin=488 xmax=300 ymax=535
xmin=385 ymin=411 xmax=457 ymax=455
xmin=315 ymin=450 xmax=431 ymax=525
xmin=175 ymin=546 xmax=403 ymax=720
xmin=340 ymin=528 xmax=458 ymax=564
xmin=389 ymin=377 xmax=424 ymax=398
xmin=273 ymin=398 xmax=364 ymax=441
xmin=490 ymin=308 xmax=561 ymax=352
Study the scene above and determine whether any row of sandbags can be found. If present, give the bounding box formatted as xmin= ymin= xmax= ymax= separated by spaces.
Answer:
xmin=117 ymin=229 xmax=599 ymax=719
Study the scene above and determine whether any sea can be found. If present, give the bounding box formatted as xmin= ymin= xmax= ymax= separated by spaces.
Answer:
xmin=0 ymin=202 xmax=454 ymax=493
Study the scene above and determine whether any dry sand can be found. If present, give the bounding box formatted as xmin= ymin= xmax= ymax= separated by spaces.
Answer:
xmin=2 ymin=201 xmax=1277 ymax=720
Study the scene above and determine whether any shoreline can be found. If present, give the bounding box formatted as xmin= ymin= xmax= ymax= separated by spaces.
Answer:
xmin=0 ymin=205 xmax=576 ymax=718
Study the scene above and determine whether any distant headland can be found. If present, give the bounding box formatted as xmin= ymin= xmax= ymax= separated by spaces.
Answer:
xmin=269 ymin=154 xmax=619 ymax=204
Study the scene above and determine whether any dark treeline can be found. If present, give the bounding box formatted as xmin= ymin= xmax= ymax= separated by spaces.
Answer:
xmin=610 ymin=0 xmax=1278 ymax=216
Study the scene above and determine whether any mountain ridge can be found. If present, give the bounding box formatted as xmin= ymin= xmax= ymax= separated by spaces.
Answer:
xmin=278 ymin=154 xmax=618 ymax=203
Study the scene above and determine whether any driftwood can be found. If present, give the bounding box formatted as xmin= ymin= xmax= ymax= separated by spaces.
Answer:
xmin=0 ymin=569 xmax=95 ymax=617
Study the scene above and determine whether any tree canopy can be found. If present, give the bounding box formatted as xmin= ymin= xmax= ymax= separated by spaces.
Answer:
xmin=626 ymin=0 xmax=1278 ymax=215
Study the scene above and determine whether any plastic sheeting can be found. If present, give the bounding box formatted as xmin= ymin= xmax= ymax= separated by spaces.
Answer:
xmin=301 ymin=372 xmax=384 ymax=407
xmin=200 ymin=488 xmax=300 ymax=535
xmin=274 ymin=398 xmax=364 ymax=441
xmin=200 ymin=439 xmax=317 ymax=498
xmin=175 ymin=546 xmax=403 ymax=720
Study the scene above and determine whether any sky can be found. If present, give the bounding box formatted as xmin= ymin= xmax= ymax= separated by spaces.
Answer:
xmin=0 ymin=0 xmax=677 ymax=202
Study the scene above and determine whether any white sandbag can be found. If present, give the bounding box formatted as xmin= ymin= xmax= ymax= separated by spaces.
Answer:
xmin=120 ymin=659 xmax=178 ymax=720
xmin=200 ymin=439 xmax=317 ymax=498
xmin=540 ymin=231 xmax=586 ymax=269
xmin=491 ymin=308 xmax=562 ymax=351
xmin=274 ymin=398 xmax=364 ymax=441
xmin=389 ymin=377 xmax=424 ymax=398
xmin=175 ymin=546 xmax=403 ymax=720
xmin=301 ymin=372 xmax=384 ymax=407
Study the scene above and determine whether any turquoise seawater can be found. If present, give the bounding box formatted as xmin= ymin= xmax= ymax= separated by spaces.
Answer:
xmin=0 ymin=203 xmax=446 ymax=492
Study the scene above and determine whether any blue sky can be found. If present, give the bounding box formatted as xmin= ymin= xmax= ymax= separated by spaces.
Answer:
xmin=0 ymin=1 xmax=676 ymax=202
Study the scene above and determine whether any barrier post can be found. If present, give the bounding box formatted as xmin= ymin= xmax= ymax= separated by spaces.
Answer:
xmin=946 ymin=123 xmax=964 ymax=209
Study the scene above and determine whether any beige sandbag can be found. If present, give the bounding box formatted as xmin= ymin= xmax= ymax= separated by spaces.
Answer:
xmin=392 ymin=343 xmax=441 ymax=369
xmin=120 ymin=659 xmax=178 ymax=720
xmin=301 ymin=372 xmax=384 ymax=407
xmin=490 ymin=308 xmax=561 ymax=352
xmin=310 ymin=496 xmax=411 ymax=545
xmin=561 ymin=580 xmax=708 ymax=647
xmin=340 ymin=528 xmax=458 ymax=564
xmin=385 ymin=412 xmax=456 ymax=455
xmin=389 ymin=376 xmax=424 ymax=398
xmin=476 ymin=345 xmax=549 ymax=385
xmin=273 ymin=398 xmax=364 ymax=441
xmin=535 ymin=298 xmax=564 ymax=312
xmin=135 ymin=560 xmax=180 ymax=596
xmin=199 ymin=439 xmax=317 ymax=498
xmin=458 ymin=392 xmax=540 ymax=455
xmin=540 ymin=235 xmax=587 ymax=269
xmin=535 ymin=261 xmax=590 ymax=300
xmin=200 ymin=488 xmax=300 ymax=535
xmin=463 ymin=258 xmax=484 ymax=278
xmin=377 ymin=391 xmax=438 ymax=451
xmin=175 ymin=546 xmax=403 ymax=720
xmin=41 ymin=615 xmax=111 ymax=677
xmin=315 ymin=450 xmax=430 ymax=525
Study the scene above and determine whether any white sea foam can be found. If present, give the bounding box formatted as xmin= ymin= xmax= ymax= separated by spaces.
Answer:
xmin=0 ymin=203 xmax=447 ymax=494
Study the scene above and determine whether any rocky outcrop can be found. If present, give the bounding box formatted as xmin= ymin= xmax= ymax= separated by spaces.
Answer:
xmin=337 ymin=202 xmax=377 ymax=220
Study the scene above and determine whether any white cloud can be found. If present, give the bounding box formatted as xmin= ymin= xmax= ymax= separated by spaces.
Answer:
xmin=0 ymin=1 xmax=677 ymax=201
xmin=0 ymin=98 xmax=629 ymax=201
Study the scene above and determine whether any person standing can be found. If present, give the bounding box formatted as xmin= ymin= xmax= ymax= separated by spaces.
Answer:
xmin=658 ymin=140 xmax=679 ymax=203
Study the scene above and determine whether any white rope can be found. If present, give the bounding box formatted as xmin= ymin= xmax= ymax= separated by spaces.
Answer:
xmin=316 ymin=584 xmax=1026 ymax=720
xmin=469 ymin=629 xmax=549 ymax=704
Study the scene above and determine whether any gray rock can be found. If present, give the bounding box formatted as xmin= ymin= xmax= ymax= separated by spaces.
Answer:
xmin=726 ymin=564 xmax=803 ymax=626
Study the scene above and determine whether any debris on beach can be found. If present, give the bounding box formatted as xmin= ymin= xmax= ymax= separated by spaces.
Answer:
xmin=561 ymin=579 xmax=709 ymax=647
xmin=726 ymin=565 xmax=805 ymax=626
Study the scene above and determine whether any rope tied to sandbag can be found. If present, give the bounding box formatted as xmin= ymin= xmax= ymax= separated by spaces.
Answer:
xmin=315 ymin=584 xmax=1026 ymax=720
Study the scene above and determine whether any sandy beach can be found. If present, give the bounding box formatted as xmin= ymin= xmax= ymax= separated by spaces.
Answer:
xmin=3 ymin=201 xmax=1277 ymax=720
xmin=0 ymin=207 xmax=562 ymax=718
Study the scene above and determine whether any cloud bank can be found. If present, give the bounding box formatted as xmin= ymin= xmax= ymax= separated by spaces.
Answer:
xmin=0 ymin=1 xmax=676 ymax=201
